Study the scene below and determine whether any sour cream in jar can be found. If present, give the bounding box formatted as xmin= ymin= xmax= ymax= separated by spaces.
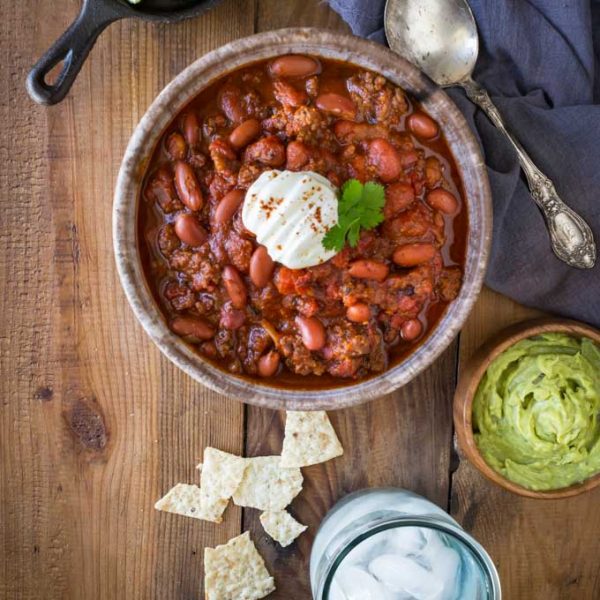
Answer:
xmin=310 ymin=489 xmax=501 ymax=600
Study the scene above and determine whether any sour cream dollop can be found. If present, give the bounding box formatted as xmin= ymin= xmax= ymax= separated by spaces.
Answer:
xmin=242 ymin=170 xmax=338 ymax=269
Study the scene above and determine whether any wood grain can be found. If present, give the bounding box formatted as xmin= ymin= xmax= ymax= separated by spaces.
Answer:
xmin=2 ymin=0 xmax=599 ymax=599
xmin=243 ymin=344 xmax=459 ymax=599
xmin=452 ymin=287 xmax=600 ymax=599
xmin=246 ymin=7 xmax=456 ymax=598
xmin=0 ymin=1 xmax=251 ymax=598
xmin=454 ymin=317 xmax=600 ymax=499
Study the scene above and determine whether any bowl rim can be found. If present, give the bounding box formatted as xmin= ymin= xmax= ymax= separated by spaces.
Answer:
xmin=453 ymin=317 xmax=600 ymax=499
xmin=113 ymin=27 xmax=493 ymax=410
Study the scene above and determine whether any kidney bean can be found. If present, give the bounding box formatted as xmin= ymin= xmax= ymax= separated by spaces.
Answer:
xmin=229 ymin=118 xmax=261 ymax=149
xmin=269 ymin=55 xmax=320 ymax=78
xmin=315 ymin=93 xmax=356 ymax=120
xmin=393 ymin=243 xmax=436 ymax=267
xmin=244 ymin=136 xmax=285 ymax=167
xmin=346 ymin=303 xmax=370 ymax=323
xmin=401 ymin=318 xmax=423 ymax=341
xmin=257 ymin=350 xmax=281 ymax=377
xmin=407 ymin=112 xmax=439 ymax=140
xmin=214 ymin=189 xmax=245 ymax=224
xmin=174 ymin=213 xmax=208 ymax=247
xmin=222 ymin=265 xmax=247 ymax=309
xmin=367 ymin=139 xmax=402 ymax=182
xmin=220 ymin=306 xmax=246 ymax=330
xmin=348 ymin=260 xmax=389 ymax=282
xmin=219 ymin=85 xmax=245 ymax=123
xmin=384 ymin=182 xmax=415 ymax=218
xmin=286 ymin=140 xmax=310 ymax=170
xmin=333 ymin=120 xmax=355 ymax=143
xmin=249 ymin=246 xmax=275 ymax=288
xmin=295 ymin=315 xmax=326 ymax=351
xmin=333 ymin=120 xmax=388 ymax=144
xmin=426 ymin=188 xmax=459 ymax=215
xmin=170 ymin=315 xmax=215 ymax=340
xmin=166 ymin=132 xmax=187 ymax=160
xmin=174 ymin=161 xmax=203 ymax=211
xmin=182 ymin=112 xmax=200 ymax=147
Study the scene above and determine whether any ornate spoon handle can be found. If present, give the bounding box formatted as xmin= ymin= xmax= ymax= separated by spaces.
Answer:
xmin=461 ymin=78 xmax=596 ymax=269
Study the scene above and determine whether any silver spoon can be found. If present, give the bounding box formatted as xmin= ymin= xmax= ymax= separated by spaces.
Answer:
xmin=384 ymin=0 xmax=596 ymax=269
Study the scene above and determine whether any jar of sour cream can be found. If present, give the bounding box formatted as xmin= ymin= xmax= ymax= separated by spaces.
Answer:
xmin=310 ymin=489 xmax=501 ymax=600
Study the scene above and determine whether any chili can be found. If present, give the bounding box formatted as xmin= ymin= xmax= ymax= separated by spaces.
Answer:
xmin=139 ymin=56 xmax=467 ymax=388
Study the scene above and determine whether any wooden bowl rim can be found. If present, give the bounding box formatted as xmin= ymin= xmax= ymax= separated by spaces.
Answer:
xmin=454 ymin=317 xmax=600 ymax=499
xmin=113 ymin=27 xmax=492 ymax=410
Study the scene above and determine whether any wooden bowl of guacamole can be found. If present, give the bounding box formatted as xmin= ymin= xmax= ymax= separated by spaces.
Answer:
xmin=454 ymin=318 xmax=600 ymax=499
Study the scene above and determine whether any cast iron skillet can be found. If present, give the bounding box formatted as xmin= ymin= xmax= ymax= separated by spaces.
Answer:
xmin=27 ymin=0 xmax=220 ymax=105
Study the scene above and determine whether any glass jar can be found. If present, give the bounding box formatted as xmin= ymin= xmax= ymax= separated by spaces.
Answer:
xmin=310 ymin=488 xmax=501 ymax=600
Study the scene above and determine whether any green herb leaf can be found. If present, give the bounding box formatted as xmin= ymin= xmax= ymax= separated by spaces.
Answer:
xmin=341 ymin=179 xmax=363 ymax=209
xmin=322 ymin=224 xmax=345 ymax=251
xmin=346 ymin=219 xmax=361 ymax=247
xmin=322 ymin=179 xmax=386 ymax=252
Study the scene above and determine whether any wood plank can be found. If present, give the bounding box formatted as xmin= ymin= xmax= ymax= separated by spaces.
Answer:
xmin=256 ymin=0 xmax=351 ymax=30
xmin=452 ymin=287 xmax=600 ymax=599
xmin=247 ymin=5 xmax=458 ymax=597
xmin=243 ymin=345 xmax=458 ymax=599
xmin=0 ymin=1 xmax=252 ymax=598
xmin=4 ymin=1 xmax=598 ymax=599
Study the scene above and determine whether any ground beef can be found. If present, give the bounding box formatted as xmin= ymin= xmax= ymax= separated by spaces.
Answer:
xmin=263 ymin=105 xmax=337 ymax=150
xmin=145 ymin=167 xmax=182 ymax=214
xmin=158 ymin=224 xmax=180 ymax=257
xmin=141 ymin=56 xmax=466 ymax=384
xmin=279 ymin=334 xmax=327 ymax=376
xmin=438 ymin=267 xmax=462 ymax=301
xmin=224 ymin=231 xmax=253 ymax=273
xmin=164 ymin=281 xmax=195 ymax=312
xmin=237 ymin=162 xmax=269 ymax=188
xmin=347 ymin=70 xmax=409 ymax=127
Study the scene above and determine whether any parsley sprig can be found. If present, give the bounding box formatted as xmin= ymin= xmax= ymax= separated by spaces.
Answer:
xmin=322 ymin=179 xmax=385 ymax=252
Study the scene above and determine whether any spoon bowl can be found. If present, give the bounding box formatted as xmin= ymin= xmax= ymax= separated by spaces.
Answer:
xmin=384 ymin=0 xmax=478 ymax=86
xmin=384 ymin=0 xmax=596 ymax=269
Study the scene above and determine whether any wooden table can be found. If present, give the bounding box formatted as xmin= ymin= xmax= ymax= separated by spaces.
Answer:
xmin=1 ymin=1 xmax=599 ymax=598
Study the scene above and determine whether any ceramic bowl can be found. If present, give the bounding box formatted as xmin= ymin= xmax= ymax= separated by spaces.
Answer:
xmin=454 ymin=318 xmax=600 ymax=498
xmin=113 ymin=28 xmax=492 ymax=410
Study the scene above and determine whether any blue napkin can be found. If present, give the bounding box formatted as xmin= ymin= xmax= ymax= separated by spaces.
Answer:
xmin=329 ymin=0 xmax=600 ymax=327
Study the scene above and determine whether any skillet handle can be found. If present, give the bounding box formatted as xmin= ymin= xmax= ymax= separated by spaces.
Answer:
xmin=26 ymin=0 xmax=122 ymax=105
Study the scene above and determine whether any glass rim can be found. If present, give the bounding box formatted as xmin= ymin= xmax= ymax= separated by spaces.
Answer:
xmin=320 ymin=514 xmax=502 ymax=600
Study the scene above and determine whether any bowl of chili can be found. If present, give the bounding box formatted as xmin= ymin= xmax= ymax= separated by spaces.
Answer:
xmin=113 ymin=28 xmax=492 ymax=410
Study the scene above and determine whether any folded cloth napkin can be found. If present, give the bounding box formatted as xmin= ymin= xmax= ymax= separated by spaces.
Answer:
xmin=329 ymin=0 xmax=600 ymax=327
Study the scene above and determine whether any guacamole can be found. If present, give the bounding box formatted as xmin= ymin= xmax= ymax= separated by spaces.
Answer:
xmin=472 ymin=332 xmax=600 ymax=491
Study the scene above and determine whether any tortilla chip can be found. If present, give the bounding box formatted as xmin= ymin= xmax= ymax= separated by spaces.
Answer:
xmin=154 ymin=483 xmax=227 ymax=522
xmin=198 ymin=447 xmax=247 ymax=522
xmin=232 ymin=456 xmax=303 ymax=511
xmin=280 ymin=411 xmax=343 ymax=468
xmin=259 ymin=510 xmax=307 ymax=547
xmin=204 ymin=531 xmax=275 ymax=600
